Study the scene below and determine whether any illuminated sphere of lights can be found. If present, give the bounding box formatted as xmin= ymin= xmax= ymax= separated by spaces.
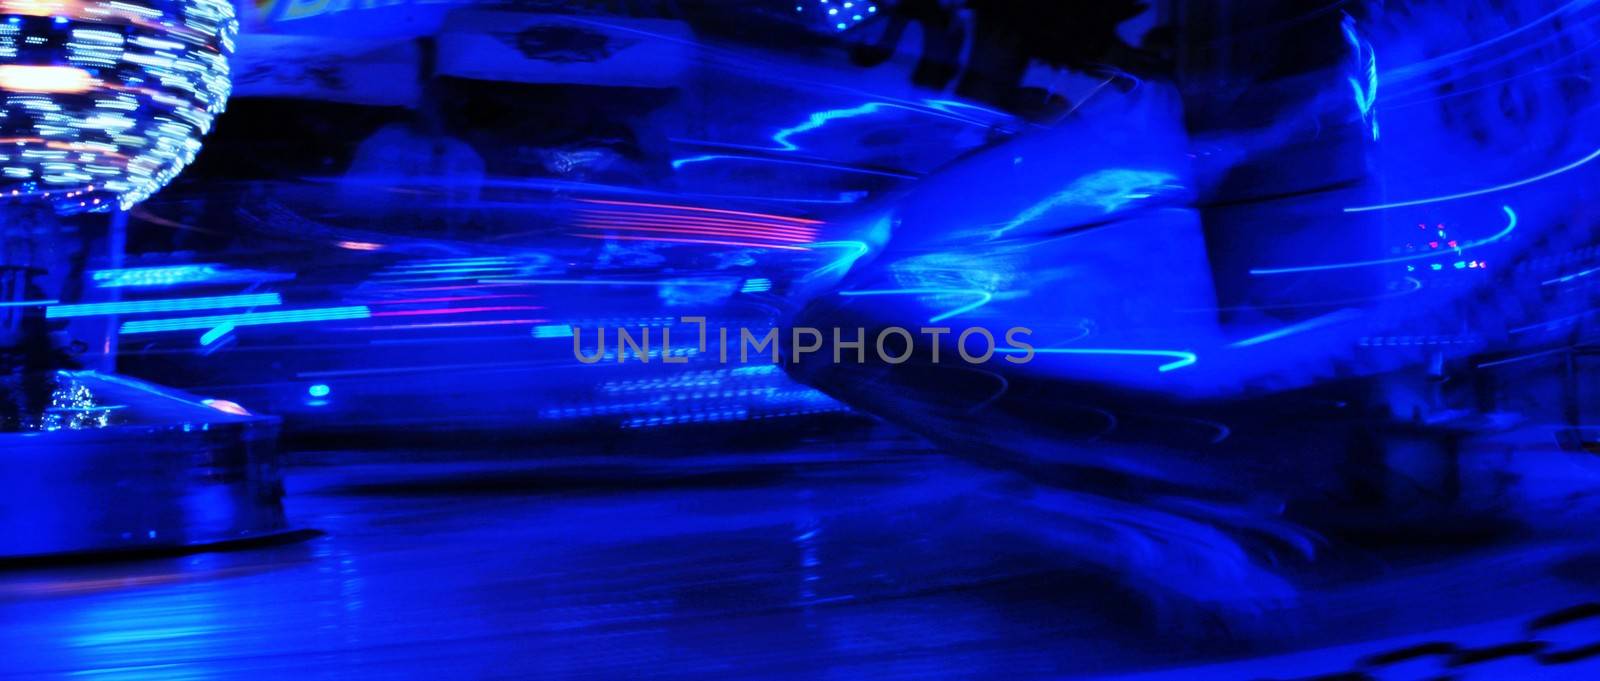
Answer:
xmin=0 ymin=0 xmax=236 ymax=214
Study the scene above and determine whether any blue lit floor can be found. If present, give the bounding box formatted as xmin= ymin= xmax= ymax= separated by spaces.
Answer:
xmin=4 ymin=436 xmax=1600 ymax=680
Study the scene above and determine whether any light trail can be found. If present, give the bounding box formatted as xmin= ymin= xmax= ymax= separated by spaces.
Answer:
xmin=1253 ymin=206 xmax=1517 ymax=275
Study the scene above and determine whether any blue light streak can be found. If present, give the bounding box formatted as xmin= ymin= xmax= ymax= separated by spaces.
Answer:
xmin=120 ymin=306 xmax=371 ymax=334
xmin=1544 ymin=265 xmax=1600 ymax=286
xmin=1252 ymin=205 xmax=1517 ymax=275
xmin=47 ymin=293 xmax=282 ymax=319
xmin=996 ymin=348 xmax=1199 ymax=373
xmin=92 ymin=264 xmax=223 ymax=288
xmin=0 ymin=299 xmax=56 ymax=308
xmin=803 ymin=240 xmax=873 ymax=282
xmin=771 ymin=102 xmax=891 ymax=152
xmin=741 ymin=278 xmax=773 ymax=294
xmin=1229 ymin=309 xmax=1365 ymax=348
xmin=533 ymin=324 xmax=575 ymax=339
xmin=198 ymin=322 xmax=234 ymax=346
xmin=1344 ymin=145 xmax=1600 ymax=212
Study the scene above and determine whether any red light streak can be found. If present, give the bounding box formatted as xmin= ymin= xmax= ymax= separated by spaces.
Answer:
xmin=576 ymin=209 xmax=820 ymax=236
xmin=572 ymin=233 xmax=811 ymax=251
xmin=576 ymin=198 xmax=823 ymax=225
xmin=574 ymin=221 xmax=815 ymax=244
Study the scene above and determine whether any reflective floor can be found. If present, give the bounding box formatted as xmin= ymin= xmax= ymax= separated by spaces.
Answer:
xmin=6 ymin=437 xmax=1600 ymax=680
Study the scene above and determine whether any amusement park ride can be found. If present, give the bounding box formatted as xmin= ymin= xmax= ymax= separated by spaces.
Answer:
xmin=2 ymin=1 xmax=1600 ymax=678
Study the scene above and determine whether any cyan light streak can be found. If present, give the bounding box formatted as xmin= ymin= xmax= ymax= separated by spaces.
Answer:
xmin=770 ymin=100 xmax=994 ymax=152
xmin=121 ymin=306 xmax=371 ymax=334
xmin=838 ymin=288 xmax=994 ymax=323
xmin=996 ymin=347 xmax=1199 ymax=373
xmin=771 ymin=102 xmax=891 ymax=152
xmin=1253 ymin=205 xmax=1517 ymax=275
xmin=674 ymin=98 xmax=993 ymax=170
xmin=804 ymin=240 xmax=872 ymax=282
xmin=0 ymin=299 xmax=56 ymax=308
xmin=47 ymin=293 xmax=281 ymax=318
xmin=533 ymin=324 xmax=575 ymax=339
xmin=1230 ymin=309 xmax=1365 ymax=348
xmin=198 ymin=322 xmax=234 ymax=346
xmin=1345 ymin=144 xmax=1600 ymax=212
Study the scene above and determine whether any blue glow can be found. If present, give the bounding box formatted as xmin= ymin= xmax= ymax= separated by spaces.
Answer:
xmin=46 ymin=293 xmax=282 ymax=319
xmin=741 ymin=278 xmax=773 ymax=293
xmin=307 ymin=384 xmax=331 ymax=398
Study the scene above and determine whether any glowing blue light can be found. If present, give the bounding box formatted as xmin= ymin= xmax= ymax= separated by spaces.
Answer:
xmin=741 ymin=278 xmax=773 ymax=294
xmin=198 ymin=322 xmax=234 ymax=346
xmin=46 ymin=293 xmax=281 ymax=319
xmin=90 ymin=264 xmax=290 ymax=288
xmin=533 ymin=324 xmax=575 ymax=338
xmin=307 ymin=384 xmax=331 ymax=398
xmin=120 ymin=306 xmax=371 ymax=334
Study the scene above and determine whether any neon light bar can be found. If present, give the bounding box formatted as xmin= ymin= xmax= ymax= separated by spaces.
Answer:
xmin=120 ymin=306 xmax=371 ymax=334
xmin=47 ymin=293 xmax=281 ymax=318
